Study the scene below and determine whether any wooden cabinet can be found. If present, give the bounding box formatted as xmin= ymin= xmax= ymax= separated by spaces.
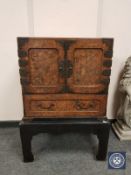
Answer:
xmin=18 ymin=38 xmax=113 ymax=162
xmin=18 ymin=38 xmax=113 ymax=119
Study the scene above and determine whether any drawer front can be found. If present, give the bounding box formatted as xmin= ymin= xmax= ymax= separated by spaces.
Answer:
xmin=24 ymin=94 xmax=107 ymax=118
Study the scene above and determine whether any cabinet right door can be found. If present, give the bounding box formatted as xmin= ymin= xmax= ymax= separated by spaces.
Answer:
xmin=67 ymin=39 xmax=113 ymax=94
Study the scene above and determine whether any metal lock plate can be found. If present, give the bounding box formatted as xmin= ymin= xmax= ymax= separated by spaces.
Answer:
xmin=59 ymin=59 xmax=73 ymax=78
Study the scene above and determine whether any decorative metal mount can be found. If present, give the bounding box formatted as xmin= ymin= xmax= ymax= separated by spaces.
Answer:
xmin=17 ymin=38 xmax=29 ymax=48
xmin=59 ymin=59 xmax=73 ymax=78
xmin=102 ymin=38 xmax=114 ymax=50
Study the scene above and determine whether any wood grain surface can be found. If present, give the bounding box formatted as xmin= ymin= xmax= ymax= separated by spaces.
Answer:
xmin=17 ymin=37 xmax=113 ymax=119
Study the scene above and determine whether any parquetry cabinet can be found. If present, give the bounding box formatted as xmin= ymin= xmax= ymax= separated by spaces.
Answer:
xmin=18 ymin=38 xmax=113 ymax=162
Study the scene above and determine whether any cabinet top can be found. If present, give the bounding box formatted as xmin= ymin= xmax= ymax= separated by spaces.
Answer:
xmin=17 ymin=37 xmax=113 ymax=40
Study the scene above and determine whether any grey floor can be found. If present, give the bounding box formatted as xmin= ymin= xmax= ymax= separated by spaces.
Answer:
xmin=0 ymin=128 xmax=131 ymax=175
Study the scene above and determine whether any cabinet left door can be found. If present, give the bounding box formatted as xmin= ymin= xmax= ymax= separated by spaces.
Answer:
xmin=18 ymin=38 xmax=65 ymax=94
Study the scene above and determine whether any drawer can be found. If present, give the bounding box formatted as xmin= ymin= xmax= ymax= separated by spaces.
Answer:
xmin=24 ymin=94 xmax=107 ymax=118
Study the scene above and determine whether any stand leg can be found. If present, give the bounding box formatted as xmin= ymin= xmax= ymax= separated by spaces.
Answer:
xmin=96 ymin=125 xmax=110 ymax=160
xmin=19 ymin=119 xmax=110 ymax=162
xmin=20 ymin=124 xmax=34 ymax=162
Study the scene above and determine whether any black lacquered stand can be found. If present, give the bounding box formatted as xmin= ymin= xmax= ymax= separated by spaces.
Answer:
xmin=19 ymin=118 xmax=111 ymax=162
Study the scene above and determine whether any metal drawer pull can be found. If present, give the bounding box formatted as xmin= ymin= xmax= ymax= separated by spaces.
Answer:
xmin=75 ymin=101 xmax=96 ymax=110
xmin=37 ymin=103 xmax=55 ymax=110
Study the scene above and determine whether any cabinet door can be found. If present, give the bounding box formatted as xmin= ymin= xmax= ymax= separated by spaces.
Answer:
xmin=67 ymin=39 xmax=113 ymax=94
xmin=18 ymin=38 xmax=65 ymax=93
